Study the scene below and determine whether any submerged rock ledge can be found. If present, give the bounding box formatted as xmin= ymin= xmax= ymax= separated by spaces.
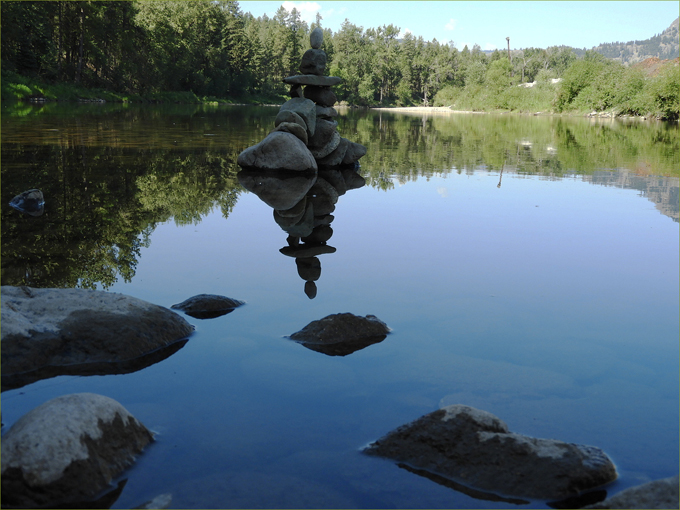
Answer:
xmin=364 ymin=404 xmax=618 ymax=501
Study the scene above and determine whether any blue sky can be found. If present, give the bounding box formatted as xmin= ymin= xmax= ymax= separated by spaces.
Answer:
xmin=239 ymin=1 xmax=679 ymax=50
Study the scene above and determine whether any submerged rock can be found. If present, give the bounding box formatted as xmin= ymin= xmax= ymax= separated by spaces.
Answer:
xmin=1 ymin=286 xmax=194 ymax=390
xmin=585 ymin=474 xmax=679 ymax=509
xmin=9 ymin=189 xmax=44 ymax=217
xmin=171 ymin=294 xmax=245 ymax=319
xmin=288 ymin=313 xmax=391 ymax=356
xmin=1 ymin=393 xmax=153 ymax=508
xmin=363 ymin=404 xmax=617 ymax=501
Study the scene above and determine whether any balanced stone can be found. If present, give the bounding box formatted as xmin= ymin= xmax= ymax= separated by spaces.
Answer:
xmin=289 ymin=83 xmax=303 ymax=98
xmin=363 ymin=404 xmax=618 ymax=500
xmin=316 ymin=105 xmax=338 ymax=119
xmin=300 ymin=49 xmax=327 ymax=76
xmin=273 ymin=121 xmax=308 ymax=145
xmin=308 ymin=119 xmax=338 ymax=149
xmin=1 ymin=393 xmax=153 ymax=508
xmin=342 ymin=141 xmax=367 ymax=165
xmin=283 ymin=75 xmax=342 ymax=87
xmin=304 ymin=85 xmax=338 ymax=107
xmin=310 ymin=131 xmax=341 ymax=159
xmin=279 ymin=97 xmax=317 ymax=137
xmin=317 ymin=137 xmax=349 ymax=167
xmin=237 ymin=131 xmax=317 ymax=172
xmin=275 ymin=109 xmax=306 ymax=130
xmin=310 ymin=26 xmax=323 ymax=49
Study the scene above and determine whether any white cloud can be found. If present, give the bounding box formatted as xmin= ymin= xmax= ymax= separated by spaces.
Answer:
xmin=437 ymin=187 xmax=449 ymax=198
xmin=282 ymin=1 xmax=321 ymax=24
xmin=444 ymin=18 xmax=457 ymax=31
xmin=399 ymin=27 xmax=412 ymax=38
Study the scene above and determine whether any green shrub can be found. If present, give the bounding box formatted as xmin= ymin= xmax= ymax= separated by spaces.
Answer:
xmin=432 ymin=84 xmax=459 ymax=107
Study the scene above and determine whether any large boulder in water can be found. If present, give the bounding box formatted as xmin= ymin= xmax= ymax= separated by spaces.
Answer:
xmin=237 ymin=131 xmax=318 ymax=172
xmin=363 ymin=404 xmax=618 ymax=501
xmin=171 ymin=293 xmax=245 ymax=319
xmin=1 ymin=286 xmax=194 ymax=390
xmin=1 ymin=393 xmax=153 ymax=508
xmin=288 ymin=313 xmax=391 ymax=356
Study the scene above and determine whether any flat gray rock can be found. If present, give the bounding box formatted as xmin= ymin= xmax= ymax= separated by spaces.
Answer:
xmin=1 ymin=286 xmax=194 ymax=389
xmin=363 ymin=404 xmax=618 ymax=501
xmin=171 ymin=294 xmax=245 ymax=319
xmin=1 ymin=393 xmax=153 ymax=508
xmin=283 ymin=75 xmax=342 ymax=87
xmin=585 ymin=475 xmax=679 ymax=509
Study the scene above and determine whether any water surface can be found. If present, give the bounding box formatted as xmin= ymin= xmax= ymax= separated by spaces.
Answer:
xmin=2 ymin=103 xmax=678 ymax=509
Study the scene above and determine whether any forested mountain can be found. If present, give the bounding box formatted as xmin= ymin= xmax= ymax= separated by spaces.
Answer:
xmin=591 ymin=17 xmax=679 ymax=65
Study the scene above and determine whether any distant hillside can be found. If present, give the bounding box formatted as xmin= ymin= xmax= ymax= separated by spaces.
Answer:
xmin=591 ymin=18 xmax=679 ymax=65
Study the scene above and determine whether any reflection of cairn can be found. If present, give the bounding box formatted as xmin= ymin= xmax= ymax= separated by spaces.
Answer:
xmin=277 ymin=168 xmax=366 ymax=299
xmin=237 ymin=27 xmax=366 ymax=172
xmin=237 ymin=27 xmax=368 ymax=299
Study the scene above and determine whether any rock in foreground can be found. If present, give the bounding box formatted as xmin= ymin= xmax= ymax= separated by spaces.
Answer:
xmin=288 ymin=313 xmax=390 ymax=356
xmin=1 ymin=393 xmax=154 ymax=508
xmin=363 ymin=404 xmax=617 ymax=501
xmin=171 ymin=293 xmax=245 ymax=319
xmin=1 ymin=286 xmax=194 ymax=389
xmin=585 ymin=475 xmax=679 ymax=509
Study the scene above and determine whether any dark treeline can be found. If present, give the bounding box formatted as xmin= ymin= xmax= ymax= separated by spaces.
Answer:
xmin=1 ymin=1 xmax=678 ymax=119
xmin=0 ymin=0 xmax=591 ymax=101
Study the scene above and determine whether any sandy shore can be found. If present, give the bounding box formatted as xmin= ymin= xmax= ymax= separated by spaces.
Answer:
xmin=369 ymin=106 xmax=486 ymax=114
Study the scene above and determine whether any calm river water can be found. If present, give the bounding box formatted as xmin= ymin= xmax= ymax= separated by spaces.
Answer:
xmin=1 ymin=103 xmax=678 ymax=509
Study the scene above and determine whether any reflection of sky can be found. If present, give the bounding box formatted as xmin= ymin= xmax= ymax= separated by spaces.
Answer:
xmin=3 ymin=169 xmax=678 ymax=508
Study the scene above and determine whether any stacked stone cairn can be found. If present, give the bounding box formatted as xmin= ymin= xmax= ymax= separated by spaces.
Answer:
xmin=237 ymin=27 xmax=366 ymax=172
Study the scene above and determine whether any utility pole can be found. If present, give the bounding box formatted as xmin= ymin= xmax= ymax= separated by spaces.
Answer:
xmin=506 ymin=37 xmax=514 ymax=77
